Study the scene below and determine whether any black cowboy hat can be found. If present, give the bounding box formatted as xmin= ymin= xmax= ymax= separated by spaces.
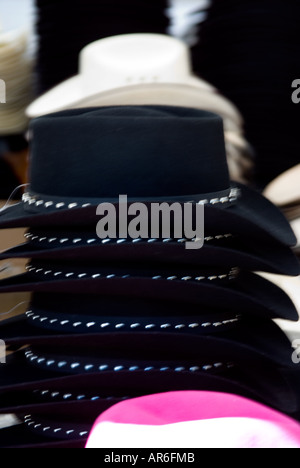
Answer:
xmin=1 ymin=225 xmax=299 ymax=276
xmin=0 ymin=262 xmax=297 ymax=321
xmin=0 ymin=293 xmax=245 ymax=340
xmin=0 ymin=107 xmax=296 ymax=249
xmin=0 ymin=292 xmax=296 ymax=367
xmin=1 ymin=319 xmax=296 ymax=369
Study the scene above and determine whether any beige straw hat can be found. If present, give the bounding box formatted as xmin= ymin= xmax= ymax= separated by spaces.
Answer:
xmin=0 ymin=27 xmax=33 ymax=135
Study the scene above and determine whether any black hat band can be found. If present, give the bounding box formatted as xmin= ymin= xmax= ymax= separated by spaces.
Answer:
xmin=25 ymin=309 xmax=241 ymax=335
xmin=24 ymin=348 xmax=234 ymax=376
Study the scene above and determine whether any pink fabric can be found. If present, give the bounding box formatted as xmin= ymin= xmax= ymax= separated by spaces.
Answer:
xmin=86 ymin=391 xmax=300 ymax=448
xmin=92 ymin=391 xmax=299 ymax=427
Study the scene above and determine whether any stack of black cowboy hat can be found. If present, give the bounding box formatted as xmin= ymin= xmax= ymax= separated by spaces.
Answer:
xmin=0 ymin=106 xmax=299 ymax=448
xmin=191 ymin=0 xmax=300 ymax=189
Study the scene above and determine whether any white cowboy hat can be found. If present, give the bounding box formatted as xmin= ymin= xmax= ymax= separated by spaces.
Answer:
xmin=27 ymin=33 xmax=234 ymax=119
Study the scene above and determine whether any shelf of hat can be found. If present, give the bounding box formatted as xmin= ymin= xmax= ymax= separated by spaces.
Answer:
xmin=0 ymin=201 xmax=29 ymax=323
xmin=0 ymin=202 xmax=26 ymax=249
xmin=0 ymin=343 xmax=22 ymax=431
xmin=0 ymin=201 xmax=27 ymax=278
xmin=0 ymin=201 xmax=28 ymax=432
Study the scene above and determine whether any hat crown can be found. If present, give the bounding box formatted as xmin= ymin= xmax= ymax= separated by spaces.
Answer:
xmin=80 ymin=34 xmax=192 ymax=94
xmin=29 ymin=106 xmax=230 ymax=199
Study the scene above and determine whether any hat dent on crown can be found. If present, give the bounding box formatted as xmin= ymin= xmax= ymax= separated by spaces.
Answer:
xmin=80 ymin=34 xmax=193 ymax=91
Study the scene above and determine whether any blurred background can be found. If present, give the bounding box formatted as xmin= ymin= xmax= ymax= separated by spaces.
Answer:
xmin=0 ymin=0 xmax=299 ymax=198
xmin=0 ymin=0 xmax=35 ymax=199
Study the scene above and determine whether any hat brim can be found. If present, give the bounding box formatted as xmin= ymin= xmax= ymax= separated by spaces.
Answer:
xmin=70 ymin=83 xmax=243 ymax=130
xmin=1 ymin=232 xmax=299 ymax=277
xmin=0 ymin=269 xmax=297 ymax=321
xmin=0 ymin=290 xmax=275 ymax=341
xmin=0 ymin=184 xmax=297 ymax=247
xmin=2 ymin=317 xmax=295 ymax=367
xmin=26 ymin=77 xmax=226 ymax=119
xmin=0 ymin=309 xmax=243 ymax=341
xmin=0 ymin=424 xmax=87 ymax=448
xmin=0 ymin=357 xmax=278 ymax=406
